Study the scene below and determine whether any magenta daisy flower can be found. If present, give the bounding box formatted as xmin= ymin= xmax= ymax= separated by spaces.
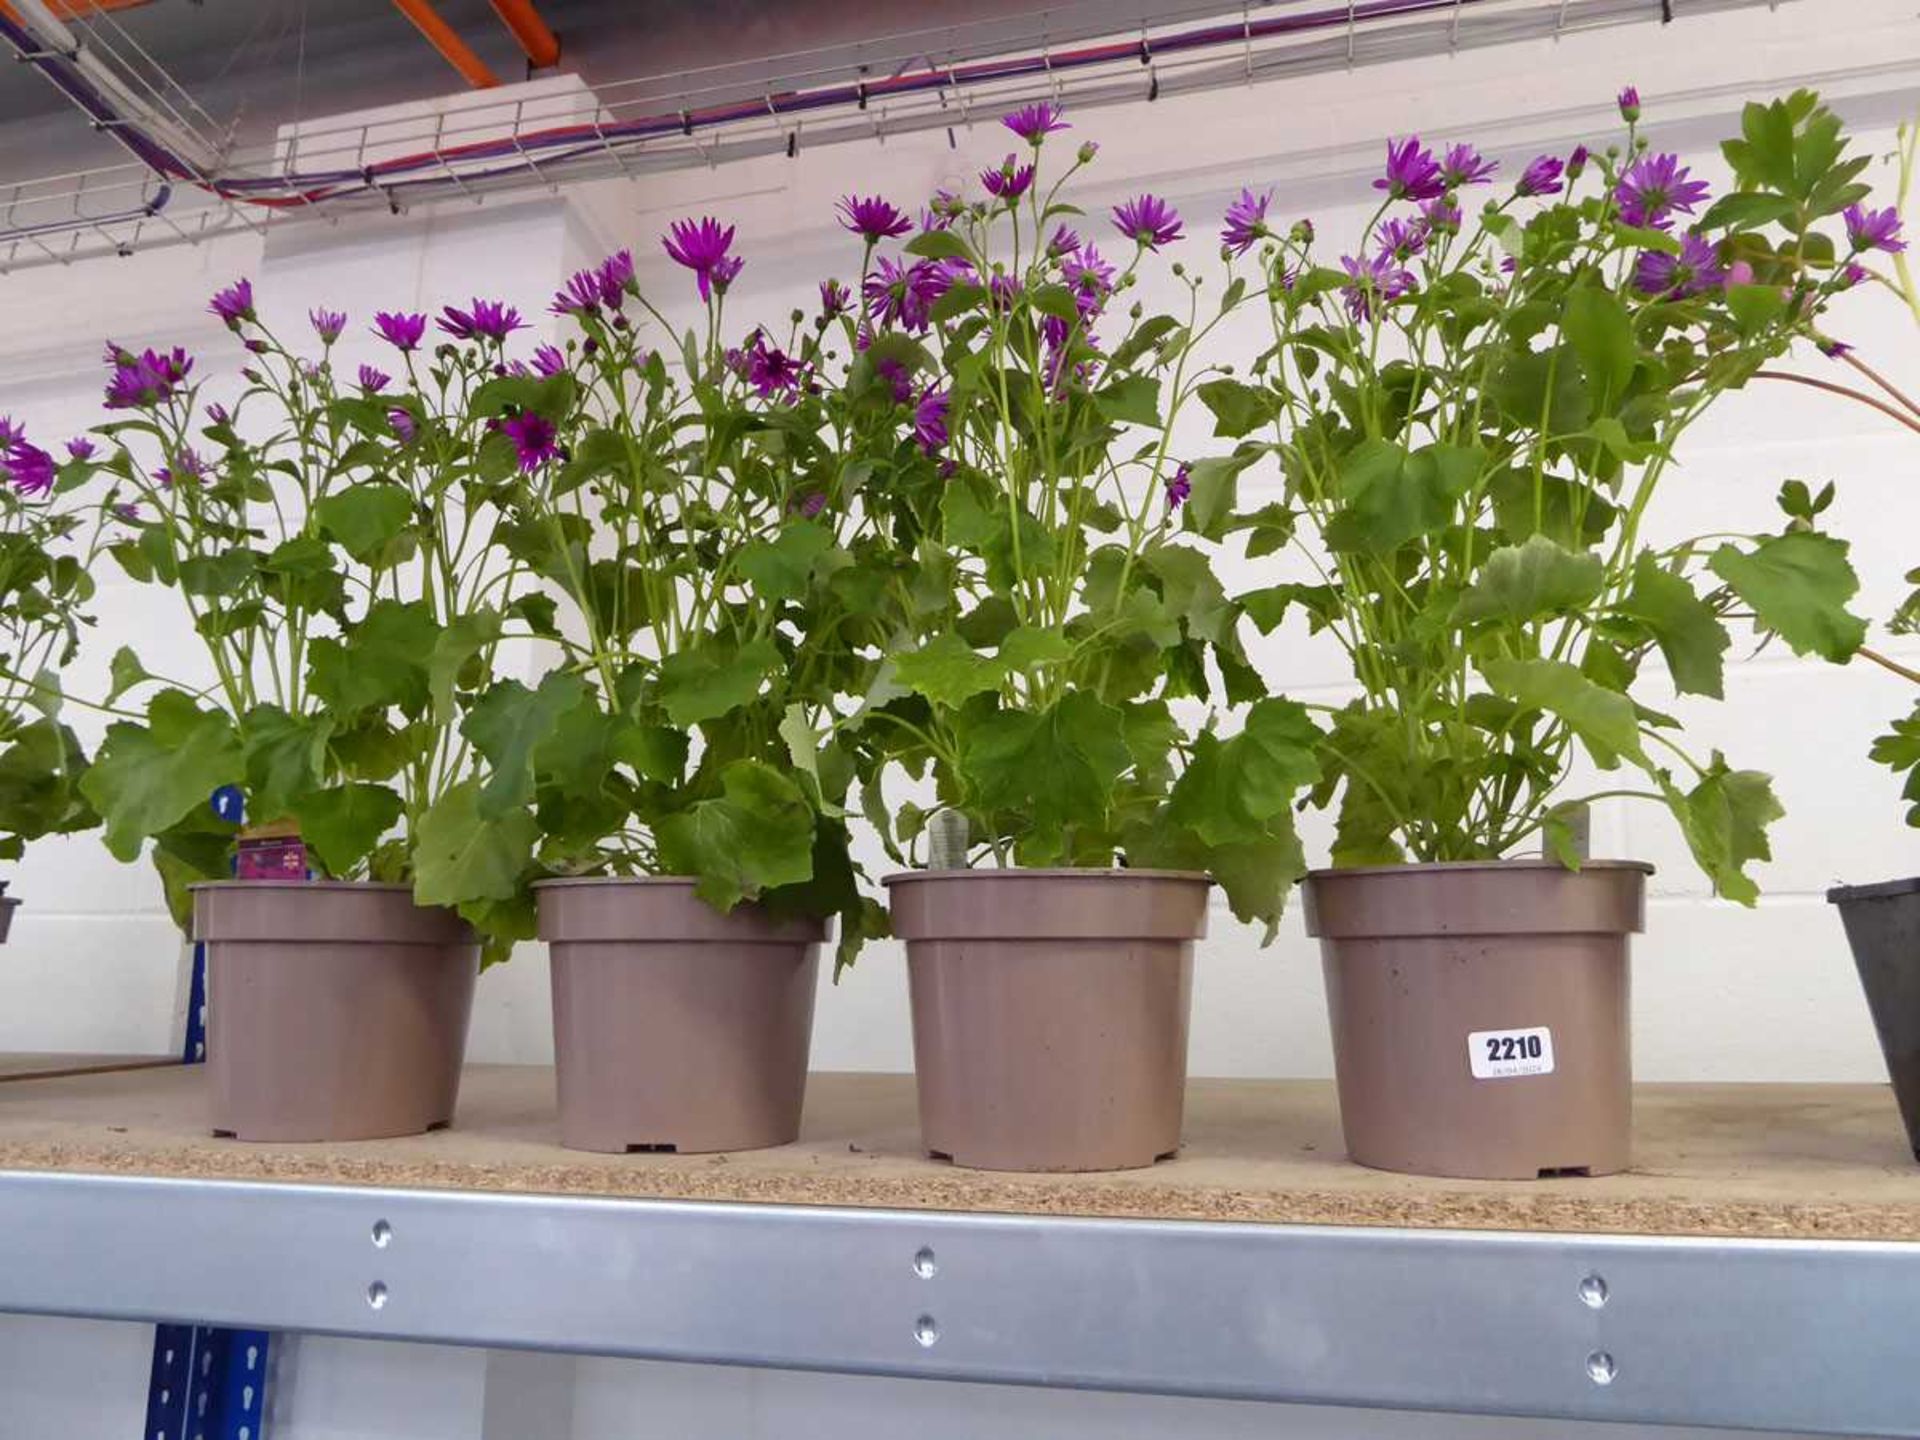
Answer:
xmin=746 ymin=334 xmax=804 ymax=398
xmin=1002 ymin=101 xmax=1068 ymax=143
xmin=1340 ymin=251 xmax=1415 ymax=321
xmin=912 ymin=387 xmax=951 ymax=456
xmin=864 ymin=256 xmax=945 ymax=332
xmin=372 ymin=311 xmax=427 ymax=352
xmin=819 ymin=279 xmax=851 ymax=318
xmin=838 ymin=195 xmax=913 ymax=243
xmin=1844 ymin=204 xmax=1905 ymax=254
xmin=104 ymin=346 xmax=193 ymax=410
xmin=389 ymin=408 xmax=417 ymax=443
xmin=501 ymin=411 xmax=558 ymax=470
xmin=1567 ymin=144 xmax=1591 ymax=179
xmin=155 ymin=446 xmax=205 ymax=487
xmin=1221 ymin=188 xmax=1272 ymax=256
xmin=1374 ymin=138 xmax=1445 ymax=202
xmin=1047 ymin=224 xmax=1082 ymax=259
xmin=551 ymin=267 xmax=605 ymax=317
xmin=597 ymin=249 xmax=635 ymax=305
xmin=711 ymin=255 xmax=744 ymax=292
xmin=1618 ymin=86 xmax=1641 ymax=122
xmin=65 ymin=437 xmax=95 ymax=461
xmin=309 ymin=307 xmax=346 ymax=343
xmin=208 ymin=279 xmax=254 ymax=327
xmin=1061 ymin=244 xmax=1116 ymax=318
xmin=530 ymin=344 xmax=566 ymax=378
xmin=1377 ymin=218 xmax=1426 ymax=261
xmin=1165 ymin=463 xmax=1191 ymax=510
xmin=1113 ymin=194 xmax=1183 ymax=249
xmin=206 ymin=402 xmax=230 ymax=426
xmin=795 ymin=491 xmax=827 ymax=518
xmin=1421 ymin=196 xmax=1462 ymax=234
xmin=358 ymin=364 xmax=390 ymax=393
xmin=1615 ymin=153 xmax=1710 ymax=229
xmin=1516 ymin=155 xmax=1565 ymax=198
xmin=662 ymin=216 xmax=738 ymax=302
xmin=438 ymin=299 xmax=526 ymax=343
xmin=980 ymin=155 xmax=1036 ymax=202
xmin=1440 ymin=144 xmax=1497 ymax=187
xmin=1634 ymin=232 xmax=1727 ymax=298
xmin=2 ymin=435 xmax=54 ymax=496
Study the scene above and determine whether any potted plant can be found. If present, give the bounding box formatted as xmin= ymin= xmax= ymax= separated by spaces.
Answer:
xmin=0 ymin=415 xmax=99 ymax=936
xmin=430 ymin=240 xmax=886 ymax=1154
xmin=1220 ymin=89 xmax=1873 ymax=1177
xmin=72 ymin=288 xmax=547 ymax=1140
xmin=1750 ymin=113 xmax=1920 ymax=1156
xmin=844 ymin=107 xmax=1319 ymax=1172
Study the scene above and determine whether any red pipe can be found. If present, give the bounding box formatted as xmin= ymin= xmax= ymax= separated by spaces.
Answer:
xmin=489 ymin=0 xmax=559 ymax=69
xmin=392 ymin=0 xmax=501 ymax=89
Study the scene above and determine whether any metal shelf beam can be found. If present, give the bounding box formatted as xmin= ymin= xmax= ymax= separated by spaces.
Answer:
xmin=3 ymin=1169 xmax=1917 ymax=1435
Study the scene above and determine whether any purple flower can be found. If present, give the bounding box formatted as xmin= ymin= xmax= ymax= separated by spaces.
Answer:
xmin=388 ymin=408 xmax=417 ymax=443
xmin=988 ymin=272 xmax=1023 ymax=311
xmin=1421 ymin=196 xmax=1462 ymax=234
xmin=530 ymin=344 xmax=567 ymax=378
xmin=1440 ymin=144 xmax=1497 ymax=187
xmin=874 ymin=356 xmax=915 ymax=404
xmin=1618 ymin=86 xmax=1641 ymax=123
xmin=309 ymin=307 xmax=346 ymax=343
xmin=358 ymin=364 xmax=391 ymax=394
xmin=1844 ymin=204 xmax=1905 ymax=255
xmin=1566 ymin=144 xmax=1591 ymax=179
xmin=597 ymin=249 xmax=635 ymax=305
xmin=112 ymin=502 xmax=139 ymax=523
xmin=838 ymin=194 xmax=914 ymax=243
xmin=551 ymin=267 xmax=605 ymax=316
xmin=155 ymin=446 xmax=204 ymax=488
xmin=1165 ymin=463 xmax=1191 ymax=510
xmin=711 ymin=254 xmax=745 ymax=292
xmin=1221 ymin=188 xmax=1272 ymax=256
xmin=980 ymin=155 xmax=1036 ymax=202
xmin=922 ymin=188 xmax=965 ymax=232
xmin=1061 ymin=244 xmax=1116 ymax=318
xmin=104 ymin=346 xmax=192 ymax=409
xmin=1374 ymin=138 xmax=1446 ymax=202
xmin=662 ymin=216 xmax=738 ymax=302
xmin=1339 ymin=251 xmax=1415 ymax=321
xmin=65 ymin=437 xmax=95 ymax=461
xmin=819 ymin=279 xmax=851 ymax=318
xmin=501 ymin=411 xmax=559 ymax=470
xmin=206 ymin=402 xmax=230 ymax=426
xmin=1517 ymin=155 xmax=1565 ymax=198
xmin=373 ymin=311 xmax=428 ymax=352
xmin=1377 ymin=218 xmax=1426 ymax=261
xmin=2 ymin=436 xmax=54 ymax=496
xmin=438 ymin=299 xmax=526 ymax=343
xmin=209 ymin=278 xmax=254 ymax=327
xmin=244 ymin=339 xmax=271 ymax=355
xmin=911 ymin=387 xmax=950 ymax=456
xmin=1817 ymin=337 xmax=1854 ymax=359
xmin=1002 ymin=101 xmax=1068 ymax=144
xmin=1113 ymin=193 xmax=1183 ymax=249
xmin=746 ymin=333 xmax=804 ymax=398
xmin=1615 ymin=153 xmax=1710 ymax=230
xmin=1634 ymin=232 xmax=1727 ymax=298
xmin=1840 ymin=261 xmax=1870 ymax=289
xmin=864 ymin=256 xmax=945 ymax=332
xmin=795 ymin=491 xmax=827 ymax=518
xmin=1047 ymin=224 xmax=1082 ymax=259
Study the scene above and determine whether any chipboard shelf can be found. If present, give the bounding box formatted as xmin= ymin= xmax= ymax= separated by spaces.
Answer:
xmin=1 ymin=1066 xmax=1918 ymax=1435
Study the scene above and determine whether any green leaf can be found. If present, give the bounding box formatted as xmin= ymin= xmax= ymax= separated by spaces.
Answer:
xmin=307 ymin=599 xmax=438 ymax=716
xmin=1869 ymin=700 xmax=1920 ymax=827
xmin=314 ymin=482 xmax=413 ymax=565
xmin=1482 ymin=657 xmax=1645 ymax=769
xmin=464 ymin=672 xmax=590 ymax=817
xmin=295 ymin=783 xmax=403 ymax=877
xmin=1093 ymin=374 xmax=1161 ymax=427
xmin=1455 ymin=535 xmax=1605 ymax=624
xmin=427 ymin=608 xmax=503 ymax=724
xmin=613 ymin=724 xmax=689 ymax=784
xmin=958 ymin=693 xmax=1131 ymax=846
xmin=1723 ymin=284 xmax=1788 ymax=338
xmin=241 ymin=704 xmax=332 ymax=821
xmin=657 ymin=637 xmax=782 ymax=728
xmin=1196 ymin=378 xmax=1279 ymax=438
xmin=105 ymin=646 xmax=153 ymax=706
xmin=1181 ymin=454 xmax=1254 ymax=542
xmin=657 ymin=760 xmax=816 ymax=911
xmin=1700 ymin=191 xmax=1800 ymax=230
xmin=1165 ymin=698 xmax=1321 ymax=846
xmin=1325 ymin=440 xmax=1480 ymax=554
xmin=1709 ymin=532 xmax=1866 ymax=662
xmin=79 ymin=690 xmax=242 ymax=862
xmin=904 ymin=228 xmax=975 ymax=262
xmin=1620 ymin=556 xmax=1729 ymax=698
xmin=778 ymin=704 xmax=845 ymax=817
xmin=892 ymin=632 xmax=1002 ymax=708
xmin=736 ymin=520 xmax=833 ymax=603
xmin=0 ymin=719 xmax=93 ymax=845
xmin=413 ymin=778 xmax=537 ymax=906
xmin=1561 ymin=288 xmax=1637 ymax=411
xmin=997 ymin=625 xmax=1072 ymax=671
xmin=1662 ymin=755 xmax=1782 ymax=904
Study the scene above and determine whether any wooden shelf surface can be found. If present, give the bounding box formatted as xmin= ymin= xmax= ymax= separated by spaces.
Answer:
xmin=0 ymin=1065 xmax=1916 ymax=1240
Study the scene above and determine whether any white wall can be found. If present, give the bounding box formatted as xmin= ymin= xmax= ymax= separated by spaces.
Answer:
xmin=1 ymin=3 xmax=1916 ymax=1086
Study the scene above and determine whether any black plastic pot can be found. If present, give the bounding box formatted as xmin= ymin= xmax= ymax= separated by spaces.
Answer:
xmin=1829 ymin=876 xmax=1920 ymax=1162
xmin=0 ymin=879 xmax=16 ymax=944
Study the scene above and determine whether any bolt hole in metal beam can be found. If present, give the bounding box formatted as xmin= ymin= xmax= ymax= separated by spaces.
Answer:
xmin=2 ymin=1172 xmax=1918 ymax=1436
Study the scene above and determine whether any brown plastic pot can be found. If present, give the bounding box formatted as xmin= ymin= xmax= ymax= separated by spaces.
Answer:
xmin=536 ymin=877 xmax=822 ymax=1154
xmin=884 ymin=868 xmax=1208 ymax=1173
xmin=192 ymin=881 xmax=478 ymax=1142
xmin=1303 ymin=859 xmax=1650 ymax=1181
xmin=1828 ymin=876 xmax=1920 ymax=1163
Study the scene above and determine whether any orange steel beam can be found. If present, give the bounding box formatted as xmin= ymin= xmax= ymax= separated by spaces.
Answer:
xmin=392 ymin=0 xmax=501 ymax=89
xmin=0 ymin=0 xmax=155 ymax=19
xmin=488 ymin=0 xmax=559 ymax=69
